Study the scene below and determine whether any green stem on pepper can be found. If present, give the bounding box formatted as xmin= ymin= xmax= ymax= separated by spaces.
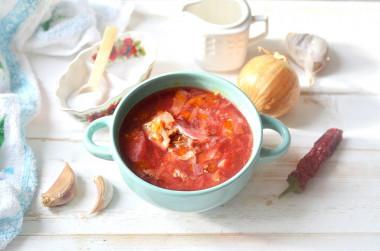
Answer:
xmin=278 ymin=175 xmax=304 ymax=199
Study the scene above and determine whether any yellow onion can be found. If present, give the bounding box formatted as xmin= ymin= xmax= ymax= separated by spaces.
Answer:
xmin=237 ymin=47 xmax=300 ymax=118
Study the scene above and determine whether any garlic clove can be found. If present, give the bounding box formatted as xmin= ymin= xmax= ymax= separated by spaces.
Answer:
xmin=90 ymin=175 xmax=114 ymax=214
xmin=41 ymin=162 xmax=77 ymax=207
xmin=286 ymin=32 xmax=329 ymax=86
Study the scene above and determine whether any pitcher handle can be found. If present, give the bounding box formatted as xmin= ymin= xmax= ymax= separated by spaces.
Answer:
xmin=248 ymin=15 xmax=269 ymax=46
xmin=258 ymin=114 xmax=290 ymax=164
xmin=83 ymin=116 xmax=114 ymax=161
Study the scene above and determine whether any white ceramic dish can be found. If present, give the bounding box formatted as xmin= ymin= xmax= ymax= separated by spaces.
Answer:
xmin=56 ymin=31 xmax=157 ymax=123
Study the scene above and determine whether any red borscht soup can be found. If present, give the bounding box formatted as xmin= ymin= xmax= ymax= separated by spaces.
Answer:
xmin=118 ymin=87 xmax=253 ymax=191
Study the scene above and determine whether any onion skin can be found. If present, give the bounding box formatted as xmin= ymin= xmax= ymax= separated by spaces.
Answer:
xmin=237 ymin=49 xmax=300 ymax=118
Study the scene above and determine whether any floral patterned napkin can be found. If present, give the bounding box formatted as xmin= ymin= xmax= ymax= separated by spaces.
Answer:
xmin=0 ymin=0 xmax=133 ymax=249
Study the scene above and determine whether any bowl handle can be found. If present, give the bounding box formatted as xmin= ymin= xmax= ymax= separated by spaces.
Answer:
xmin=83 ymin=116 xmax=114 ymax=161
xmin=258 ymin=114 xmax=290 ymax=164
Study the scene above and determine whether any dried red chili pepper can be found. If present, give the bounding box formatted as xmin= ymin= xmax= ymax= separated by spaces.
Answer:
xmin=278 ymin=128 xmax=343 ymax=199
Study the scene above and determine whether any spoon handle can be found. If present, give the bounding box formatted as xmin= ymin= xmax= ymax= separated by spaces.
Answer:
xmin=78 ymin=26 xmax=119 ymax=94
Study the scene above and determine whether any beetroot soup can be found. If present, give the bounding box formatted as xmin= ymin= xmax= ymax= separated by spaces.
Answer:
xmin=118 ymin=87 xmax=253 ymax=191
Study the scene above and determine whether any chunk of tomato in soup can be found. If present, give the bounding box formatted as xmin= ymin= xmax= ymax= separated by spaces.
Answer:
xmin=118 ymin=87 xmax=253 ymax=191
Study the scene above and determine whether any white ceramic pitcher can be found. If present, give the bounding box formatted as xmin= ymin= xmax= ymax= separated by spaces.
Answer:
xmin=182 ymin=0 xmax=268 ymax=72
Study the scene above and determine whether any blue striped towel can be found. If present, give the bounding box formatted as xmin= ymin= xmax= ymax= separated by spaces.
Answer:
xmin=0 ymin=1 xmax=40 ymax=249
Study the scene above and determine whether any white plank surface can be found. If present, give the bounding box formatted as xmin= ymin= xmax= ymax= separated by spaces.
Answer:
xmin=7 ymin=1 xmax=380 ymax=250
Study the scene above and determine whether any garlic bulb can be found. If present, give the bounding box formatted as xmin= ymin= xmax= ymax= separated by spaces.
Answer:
xmin=237 ymin=47 xmax=300 ymax=118
xmin=90 ymin=175 xmax=114 ymax=214
xmin=286 ymin=33 xmax=329 ymax=86
xmin=41 ymin=162 xmax=77 ymax=207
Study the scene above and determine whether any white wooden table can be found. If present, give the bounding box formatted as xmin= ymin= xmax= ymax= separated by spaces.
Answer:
xmin=8 ymin=1 xmax=380 ymax=250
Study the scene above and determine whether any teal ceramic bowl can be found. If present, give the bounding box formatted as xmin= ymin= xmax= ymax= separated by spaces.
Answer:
xmin=84 ymin=71 xmax=290 ymax=212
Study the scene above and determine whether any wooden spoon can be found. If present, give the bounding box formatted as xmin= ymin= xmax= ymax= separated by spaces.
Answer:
xmin=77 ymin=26 xmax=119 ymax=94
